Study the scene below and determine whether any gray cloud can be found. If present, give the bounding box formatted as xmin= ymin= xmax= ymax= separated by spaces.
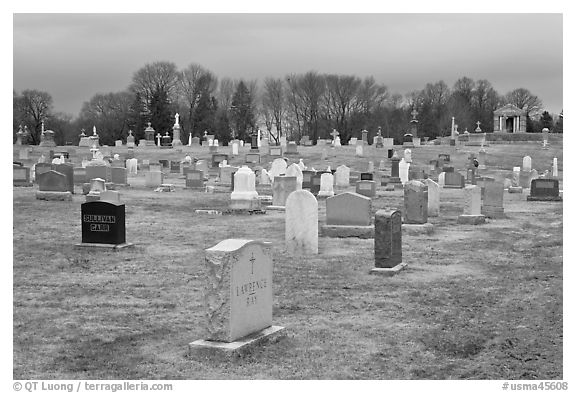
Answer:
xmin=13 ymin=13 xmax=563 ymax=116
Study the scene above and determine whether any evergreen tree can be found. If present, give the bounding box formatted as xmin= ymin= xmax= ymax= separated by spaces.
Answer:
xmin=149 ymin=90 xmax=173 ymax=137
xmin=539 ymin=111 xmax=554 ymax=131
xmin=128 ymin=92 xmax=147 ymax=141
xmin=230 ymin=81 xmax=255 ymax=141
xmin=192 ymin=91 xmax=217 ymax=138
xmin=555 ymin=110 xmax=563 ymax=133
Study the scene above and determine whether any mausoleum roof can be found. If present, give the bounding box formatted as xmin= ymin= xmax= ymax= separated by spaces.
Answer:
xmin=494 ymin=103 xmax=525 ymax=116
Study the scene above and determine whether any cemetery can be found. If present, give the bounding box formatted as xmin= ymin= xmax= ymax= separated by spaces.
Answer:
xmin=12 ymin=130 xmax=563 ymax=380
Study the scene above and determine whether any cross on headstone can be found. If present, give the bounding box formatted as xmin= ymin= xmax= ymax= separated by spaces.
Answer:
xmin=476 ymin=121 xmax=481 ymax=128
xmin=90 ymin=145 xmax=99 ymax=159
xmin=128 ymin=129 xmax=133 ymax=136
xmin=250 ymin=252 xmax=256 ymax=274
xmin=156 ymin=133 xmax=162 ymax=146
xmin=330 ymin=129 xmax=339 ymax=140
xmin=411 ymin=109 xmax=418 ymax=120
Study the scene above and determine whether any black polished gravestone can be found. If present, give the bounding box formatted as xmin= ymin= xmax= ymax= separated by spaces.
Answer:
xmin=76 ymin=201 xmax=133 ymax=249
xmin=527 ymin=179 xmax=562 ymax=202
xmin=360 ymin=172 xmax=374 ymax=181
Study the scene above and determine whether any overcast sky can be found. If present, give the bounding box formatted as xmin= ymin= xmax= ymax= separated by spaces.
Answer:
xmin=13 ymin=13 xmax=563 ymax=117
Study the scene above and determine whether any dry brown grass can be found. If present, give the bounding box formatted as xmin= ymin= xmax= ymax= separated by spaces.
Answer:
xmin=13 ymin=142 xmax=563 ymax=379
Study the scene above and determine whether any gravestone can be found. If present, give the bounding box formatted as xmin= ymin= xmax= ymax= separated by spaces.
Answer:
xmin=13 ymin=166 xmax=32 ymax=187
xmin=424 ymin=179 xmax=440 ymax=217
xmin=100 ymin=190 xmax=120 ymax=203
xmin=170 ymin=161 xmax=181 ymax=174
xmin=527 ymin=179 xmax=562 ymax=201
xmin=126 ymin=158 xmax=138 ymax=175
xmin=34 ymin=163 xmax=53 ymax=181
xmin=438 ymin=153 xmax=450 ymax=162
xmin=111 ymin=167 xmax=127 ymax=185
xmin=522 ymin=156 xmax=532 ymax=172
xmin=195 ymin=160 xmax=209 ymax=177
xmin=259 ymin=169 xmax=271 ymax=185
xmin=86 ymin=165 xmax=111 ymax=183
xmin=317 ymin=173 xmax=335 ymax=198
xmin=399 ymin=158 xmax=409 ymax=185
xmin=355 ymin=180 xmax=376 ymax=198
xmin=145 ymin=171 xmax=164 ymax=188
xmin=355 ymin=144 xmax=363 ymax=157
xmin=285 ymin=163 xmax=303 ymax=189
xmin=269 ymin=158 xmax=287 ymax=180
xmin=482 ymin=181 xmax=505 ymax=218
xmin=77 ymin=201 xmax=132 ymax=248
xmin=509 ymin=167 xmax=523 ymax=193
xmin=271 ymin=176 xmax=298 ymax=207
xmin=230 ymin=166 xmax=260 ymax=210
xmin=458 ymin=185 xmax=485 ymax=224
xmin=186 ymin=170 xmax=205 ymax=189
xmin=220 ymin=166 xmax=238 ymax=186
xmin=279 ymin=137 xmax=287 ymax=147
xmin=245 ymin=153 xmax=261 ymax=164
xmin=285 ymin=190 xmax=318 ymax=255
xmin=438 ymin=172 xmax=445 ymax=187
xmin=389 ymin=153 xmax=401 ymax=184
xmin=361 ymin=172 xmax=374 ymax=181
xmin=403 ymin=180 xmax=428 ymax=224
xmin=334 ymin=165 xmax=350 ymax=187
xmin=269 ymin=146 xmax=282 ymax=156
xmin=189 ymin=239 xmax=284 ymax=355
xmin=85 ymin=178 xmax=106 ymax=201
xmin=36 ymin=170 xmax=72 ymax=201
xmin=326 ymin=192 xmax=371 ymax=226
xmin=211 ymin=153 xmax=229 ymax=168
xmin=371 ymin=210 xmax=404 ymax=274
xmin=301 ymin=170 xmax=315 ymax=190
xmin=404 ymin=149 xmax=412 ymax=163
xmin=52 ymin=164 xmax=75 ymax=193
xmin=443 ymin=172 xmax=465 ymax=189
xmin=285 ymin=142 xmax=298 ymax=155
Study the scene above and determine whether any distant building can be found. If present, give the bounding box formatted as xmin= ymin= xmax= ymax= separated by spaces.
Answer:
xmin=493 ymin=104 xmax=527 ymax=133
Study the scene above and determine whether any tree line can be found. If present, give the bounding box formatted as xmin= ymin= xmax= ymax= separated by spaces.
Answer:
xmin=13 ymin=61 xmax=563 ymax=146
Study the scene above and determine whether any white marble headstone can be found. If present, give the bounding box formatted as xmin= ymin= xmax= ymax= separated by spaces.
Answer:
xmin=285 ymin=163 xmax=303 ymax=189
xmin=318 ymin=173 xmax=335 ymax=197
xmin=335 ymin=165 xmax=350 ymax=187
xmin=269 ymin=158 xmax=287 ymax=182
xmin=285 ymin=190 xmax=318 ymax=255
xmin=424 ymin=178 xmax=440 ymax=217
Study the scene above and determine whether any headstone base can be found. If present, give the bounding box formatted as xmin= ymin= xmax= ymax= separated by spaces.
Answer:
xmin=75 ymin=242 xmax=134 ymax=250
xmin=457 ymin=215 xmax=486 ymax=225
xmin=188 ymin=325 xmax=286 ymax=359
xmin=35 ymin=191 xmax=72 ymax=201
xmin=508 ymin=186 xmax=523 ymax=193
xmin=369 ymin=262 xmax=408 ymax=277
xmin=317 ymin=191 xmax=335 ymax=198
xmin=14 ymin=181 xmax=33 ymax=187
xmin=266 ymin=205 xmax=286 ymax=211
xmin=229 ymin=198 xmax=262 ymax=211
xmin=402 ymin=223 xmax=434 ymax=235
xmin=85 ymin=193 xmax=101 ymax=202
xmin=481 ymin=206 xmax=505 ymax=218
xmin=39 ymin=141 xmax=57 ymax=147
xmin=321 ymin=225 xmax=374 ymax=239
xmin=402 ymin=142 xmax=414 ymax=148
xmin=526 ymin=195 xmax=562 ymax=202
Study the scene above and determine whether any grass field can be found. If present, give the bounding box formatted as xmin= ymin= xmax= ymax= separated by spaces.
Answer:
xmin=12 ymin=141 xmax=563 ymax=379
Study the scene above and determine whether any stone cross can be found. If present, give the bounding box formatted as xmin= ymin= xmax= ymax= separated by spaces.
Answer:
xmin=175 ymin=113 xmax=179 ymax=126
xmin=90 ymin=145 xmax=99 ymax=159
xmin=156 ymin=133 xmax=162 ymax=146
xmin=330 ymin=129 xmax=339 ymax=140
xmin=128 ymin=129 xmax=133 ymax=136
xmin=148 ymin=122 xmax=152 ymax=128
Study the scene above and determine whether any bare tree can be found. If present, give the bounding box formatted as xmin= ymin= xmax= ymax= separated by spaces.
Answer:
xmin=261 ymin=77 xmax=285 ymax=143
xmin=177 ymin=63 xmax=217 ymax=136
xmin=78 ymin=91 xmax=133 ymax=144
xmin=129 ymin=61 xmax=179 ymax=111
xmin=14 ymin=89 xmax=53 ymax=145
xmin=505 ymin=88 xmax=542 ymax=118
xmin=298 ymin=71 xmax=325 ymax=141
xmin=324 ymin=74 xmax=361 ymax=137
